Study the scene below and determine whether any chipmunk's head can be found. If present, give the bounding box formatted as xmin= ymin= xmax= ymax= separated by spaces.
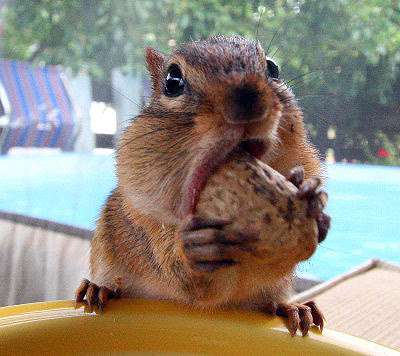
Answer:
xmin=118 ymin=36 xmax=299 ymax=224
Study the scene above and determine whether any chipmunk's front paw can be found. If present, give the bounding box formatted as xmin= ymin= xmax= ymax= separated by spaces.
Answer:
xmin=74 ymin=278 xmax=121 ymax=313
xmin=178 ymin=215 xmax=259 ymax=273
xmin=265 ymin=300 xmax=324 ymax=336
xmin=288 ymin=167 xmax=331 ymax=243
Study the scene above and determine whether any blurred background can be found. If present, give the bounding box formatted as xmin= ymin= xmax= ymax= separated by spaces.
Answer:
xmin=0 ymin=0 xmax=399 ymax=281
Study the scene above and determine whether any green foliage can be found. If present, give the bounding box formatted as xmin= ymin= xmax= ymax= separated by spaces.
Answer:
xmin=0 ymin=0 xmax=147 ymax=78
xmin=1 ymin=0 xmax=400 ymax=165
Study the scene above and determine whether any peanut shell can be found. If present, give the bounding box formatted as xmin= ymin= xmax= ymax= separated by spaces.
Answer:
xmin=196 ymin=150 xmax=318 ymax=264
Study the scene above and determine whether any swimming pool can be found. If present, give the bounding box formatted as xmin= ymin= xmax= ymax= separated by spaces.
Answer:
xmin=0 ymin=152 xmax=399 ymax=281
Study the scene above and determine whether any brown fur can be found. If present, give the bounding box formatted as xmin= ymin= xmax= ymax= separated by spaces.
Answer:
xmin=90 ymin=36 xmax=321 ymax=310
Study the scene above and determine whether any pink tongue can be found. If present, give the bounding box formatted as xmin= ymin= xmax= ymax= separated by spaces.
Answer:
xmin=180 ymin=159 xmax=215 ymax=219
xmin=181 ymin=151 xmax=238 ymax=218
xmin=179 ymin=130 xmax=248 ymax=219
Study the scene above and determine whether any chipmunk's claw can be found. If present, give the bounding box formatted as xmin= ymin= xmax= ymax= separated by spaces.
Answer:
xmin=296 ymin=177 xmax=322 ymax=200
xmin=265 ymin=300 xmax=324 ymax=336
xmin=316 ymin=212 xmax=331 ymax=243
xmin=287 ymin=166 xmax=305 ymax=188
xmin=288 ymin=169 xmax=330 ymax=243
xmin=304 ymin=301 xmax=324 ymax=332
xmin=179 ymin=215 xmax=259 ymax=273
xmin=74 ymin=278 xmax=121 ymax=312
xmin=74 ymin=278 xmax=90 ymax=308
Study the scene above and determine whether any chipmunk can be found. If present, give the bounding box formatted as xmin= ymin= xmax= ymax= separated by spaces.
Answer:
xmin=75 ymin=35 xmax=330 ymax=336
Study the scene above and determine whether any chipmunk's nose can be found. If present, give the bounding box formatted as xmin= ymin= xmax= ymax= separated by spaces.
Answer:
xmin=224 ymin=83 xmax=267 ymax=124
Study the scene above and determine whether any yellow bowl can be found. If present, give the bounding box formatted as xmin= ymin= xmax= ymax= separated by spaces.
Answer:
xmin=0 ymin=299 xmax=396 ymax=355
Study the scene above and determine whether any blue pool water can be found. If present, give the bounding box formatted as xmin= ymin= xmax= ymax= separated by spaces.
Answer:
xmin=0 ymin=152 xmax=399 ymax=281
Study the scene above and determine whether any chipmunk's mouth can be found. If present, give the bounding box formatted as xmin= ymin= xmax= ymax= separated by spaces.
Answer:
xmin=179 ymin=137 xmax=267 ymax=219
xmin=238 ymin=139 xmax=266 ymax=160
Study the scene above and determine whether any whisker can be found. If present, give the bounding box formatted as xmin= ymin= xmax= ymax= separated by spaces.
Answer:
xmin=117 ymin=127 xmax=173 ymax=152
xmin=295 ymin=93 xmax=338 ymax=100
xmin=111 ymin=86 xmax=145 ymax=110
xmin=270 ymin=46 xmax=280 ymax=60
xmin=318 ymin=245 xmax=353 ymax=254
xmin=254 ymin=6 xmax=265 ymax=43
xmin=266 ymin=23 xmax=283 ymax=54
xmin=286 ymin=82 xmax=314 ymax=95
xmin=285 ymin=69 xmax=326 ymax=86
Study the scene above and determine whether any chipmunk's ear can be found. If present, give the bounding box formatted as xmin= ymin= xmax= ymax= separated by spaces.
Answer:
xmin=146 ymin=48 xmax=166 ymax=89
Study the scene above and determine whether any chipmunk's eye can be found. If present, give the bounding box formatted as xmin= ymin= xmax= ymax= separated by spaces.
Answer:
xmin=165 ymin=64 xmax=184 ymax=96
xmin=266 ymin=56 xmax=279 ymax=79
